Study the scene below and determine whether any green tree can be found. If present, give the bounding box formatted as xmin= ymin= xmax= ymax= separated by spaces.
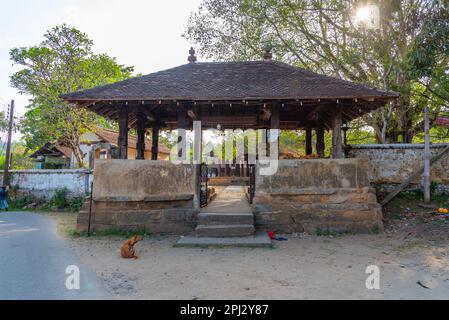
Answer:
xmin=185 ymin=0 xmax=449 ymax=143
xmin=10 ymin=143 xmax=35 ymax=170
xmin=408 ymin=13 xmax=449 ymax=141
xmin=10 ymin=24 xmax=134 ymax=167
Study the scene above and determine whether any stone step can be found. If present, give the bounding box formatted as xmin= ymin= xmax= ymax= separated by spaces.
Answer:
xmin=197 ymin=212 xmax=254 ymax=226
xmin=174 ymin=233 xmax=273 ymax=248
xmin=196 ymin=224 xmax=255 ymax=238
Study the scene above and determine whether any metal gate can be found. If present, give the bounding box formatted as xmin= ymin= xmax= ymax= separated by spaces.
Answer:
xmin=200 ymin=164 xmax=209 ymax=208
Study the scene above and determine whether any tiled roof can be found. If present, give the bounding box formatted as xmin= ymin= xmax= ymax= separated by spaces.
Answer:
xmin=61 ymin=61 xmax=398 ymax=101
xmin=30 ymin=142 xmax=72 ymax=159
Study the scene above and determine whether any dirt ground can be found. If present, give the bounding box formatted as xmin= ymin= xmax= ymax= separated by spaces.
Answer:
xmin=50 ymin=195 xmax=449 ymax=300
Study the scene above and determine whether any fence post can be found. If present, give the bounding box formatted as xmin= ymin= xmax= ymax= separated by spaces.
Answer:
xmin=423 ymin=107 xmax=431 ymax=203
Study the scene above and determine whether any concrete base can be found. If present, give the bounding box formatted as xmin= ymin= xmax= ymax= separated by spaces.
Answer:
xmin=174 ymin=233 xmax=273 ymax=248
xmin=196 ymin=224 xmax=255 ymax=237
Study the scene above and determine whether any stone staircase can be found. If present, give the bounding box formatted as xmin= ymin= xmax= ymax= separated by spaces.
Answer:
xmin=195 ymin=185 xmax=256 ymax=238
xmin=195 ymin=212 xmax=255 ymax=237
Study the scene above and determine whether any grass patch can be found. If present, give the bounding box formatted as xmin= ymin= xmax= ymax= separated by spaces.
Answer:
xmin=315 ymin=228 xmax=353 ymax=237
xmin=384 ymin=191 xmax=449 ymax=225
xmin=36 ymin=211 xmax=79 ymax=238
xmin=69 ymin=228 xmax=149 ymax=239
xmin=371 ymin=224 xmax=381 ymax=234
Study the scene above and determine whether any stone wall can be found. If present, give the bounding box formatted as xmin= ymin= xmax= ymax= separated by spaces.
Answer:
xmin=77 ymin=160 xmax=199 ymax=234
xmin=252 ymin=159 xmax=383 ymax=234
xmin=348 ymin=144 xmax=449 ymax=194
xmin=0 ymin=169 xmax=92 ymax=200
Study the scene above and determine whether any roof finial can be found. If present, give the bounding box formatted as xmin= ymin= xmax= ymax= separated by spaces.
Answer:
xmin=263 ymin=46 xmax=272 ymax=62
xmin=188 ymin=47 xmax=197 ymax=63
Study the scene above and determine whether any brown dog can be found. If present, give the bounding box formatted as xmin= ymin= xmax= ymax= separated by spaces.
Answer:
xmin=120 ymin=235 xmax=143 ymax=259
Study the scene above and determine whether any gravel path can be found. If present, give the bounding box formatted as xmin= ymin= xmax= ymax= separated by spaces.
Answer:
xmin=69 ymin=231 xmax=449 ymax=300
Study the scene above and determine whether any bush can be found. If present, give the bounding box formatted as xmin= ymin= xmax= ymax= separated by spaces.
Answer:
xmin=53 ymin=188 xmax=69 ymax=209
xmin=68 ymin=197 xmax=84 ymax=212
xmin=9 ymin=195 xmax=32 ymax=209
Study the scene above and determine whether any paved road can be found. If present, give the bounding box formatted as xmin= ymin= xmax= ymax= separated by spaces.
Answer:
xmin=0 ymin=212 xmax=111 ymax=300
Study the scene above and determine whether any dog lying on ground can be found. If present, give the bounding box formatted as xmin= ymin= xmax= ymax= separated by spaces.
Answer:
xmin=120 ymin=235 xmax=143 ymax=259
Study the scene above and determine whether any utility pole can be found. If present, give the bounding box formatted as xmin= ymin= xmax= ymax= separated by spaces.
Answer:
xmin=2 ymin=100 xmax=14 ymax=188
xmin=423 ymin=107 xmax=431 ymax=203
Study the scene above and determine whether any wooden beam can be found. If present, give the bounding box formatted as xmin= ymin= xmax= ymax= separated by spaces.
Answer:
xmin=136 ymin=113 xmax=146 ymax=160
xmin=118 ymin=109 xmax=129 ymax=159
xmin=201 ymin=115 xmax=258 ymax=127
xmin=331 ymin=108 xmax=343 ymax=159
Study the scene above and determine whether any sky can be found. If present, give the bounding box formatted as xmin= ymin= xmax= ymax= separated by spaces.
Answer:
xmin=0 ymin=0 xmax=203 ymax=141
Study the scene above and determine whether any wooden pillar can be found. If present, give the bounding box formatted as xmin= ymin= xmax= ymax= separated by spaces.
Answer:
xmin=305 ymin=127 xmax=313 ymax=155
xmin=331 ymin=109 xmax=343 ymax=159
xmin=270 ymin=106 xmax=280 ymax=159
xmin=177 ymin=105 xmax=187 ymax=161
xmin=151 ymin=126 xmax=160 ymax=160
xmin=193 ymin=121 xmax=202 ymax=164
xmin=118 ymin=109 xmax=129 ymax=159
xmin=316 ymin=124 xmax=325 ymax=158
xmin=136 ymin=113 xmax=146 ymax=160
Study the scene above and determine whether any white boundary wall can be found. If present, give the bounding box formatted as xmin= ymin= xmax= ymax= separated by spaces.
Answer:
xmin=0 ymin=170 xmax=93 ymax=200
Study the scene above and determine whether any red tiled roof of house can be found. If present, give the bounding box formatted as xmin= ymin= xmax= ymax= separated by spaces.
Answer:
xmin=29 ymin=142 xmax=72 ymax=159
xmin=435 ymin=117 xmax=449 ymax=127
xmin=93 ymin=127 xmax=171 ymax=154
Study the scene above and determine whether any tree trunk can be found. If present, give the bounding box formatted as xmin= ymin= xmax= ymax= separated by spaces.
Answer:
xmin=73 ymin=144 xmax=85 ymax=168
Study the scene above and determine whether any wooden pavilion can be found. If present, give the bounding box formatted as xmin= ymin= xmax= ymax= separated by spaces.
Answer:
xmin=63 ymin=49 xmax=401 ymax=236
xmin=61 ymin=48 xmax=398 ymax=161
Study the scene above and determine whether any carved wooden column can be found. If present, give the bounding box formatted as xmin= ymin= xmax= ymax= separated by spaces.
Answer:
xmin=177 ymin=105 xmax=187 ymax=161
xmin=305 ymin=126 xmax=313 ymax=155
xmin=118 ymin=109 xmax=129 ymax=159
xmin=316 ymin=124 xmax=325 ymax=158
xmin=136 ymin=113 xmax=146 ymax=160
xmin=331 ymin=108 xmax=343 ymax=159
xmin=151 ymin=126 xmax=160 ymax=160
xmin=270 ymin=106 xmax=280 ymax=159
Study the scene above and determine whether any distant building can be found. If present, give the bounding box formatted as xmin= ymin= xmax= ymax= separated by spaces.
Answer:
xmin=29 ymin=142 xmax=73 ymax=169
xmin=30 ymin=127 xmax=171 ymax=169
